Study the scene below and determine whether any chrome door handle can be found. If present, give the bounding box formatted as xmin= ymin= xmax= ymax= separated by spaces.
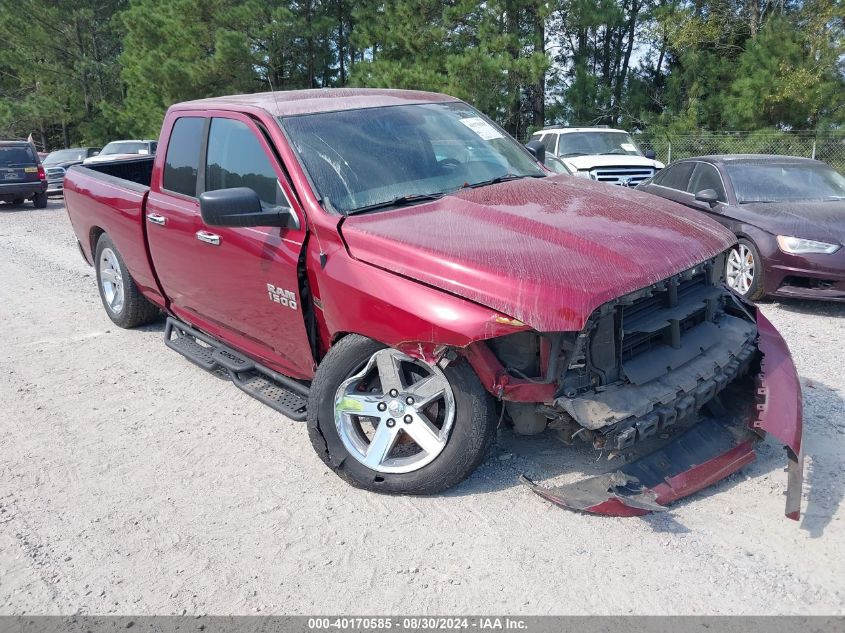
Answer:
xmin=195 ymin=230 xmax=220 ymax=246
xmin=147 ymin=213 xmax=167 ymax=226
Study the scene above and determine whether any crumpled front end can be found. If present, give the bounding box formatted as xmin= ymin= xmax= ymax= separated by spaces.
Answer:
xmin=462 ymin=256 xmax=803 ymax=519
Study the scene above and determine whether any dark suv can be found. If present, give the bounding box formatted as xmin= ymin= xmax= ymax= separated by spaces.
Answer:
xmin=0 ymin=141 xmax=48 ymax=208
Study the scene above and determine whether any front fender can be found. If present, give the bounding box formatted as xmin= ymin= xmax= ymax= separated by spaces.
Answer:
xmin=312 ymin=249 xmax=529 ymax=360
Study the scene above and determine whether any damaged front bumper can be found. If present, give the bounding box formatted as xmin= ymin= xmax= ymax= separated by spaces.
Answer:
xmin=523 ymin=308 xmax=804 ymax=520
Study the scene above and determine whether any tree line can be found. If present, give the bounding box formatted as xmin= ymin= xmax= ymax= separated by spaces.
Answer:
xmin=0 ymin=0 xmax=842 ymax=151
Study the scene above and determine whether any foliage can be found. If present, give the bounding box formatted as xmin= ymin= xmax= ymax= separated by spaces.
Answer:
xmin=0 ymin=0 xmax=842 ymax=150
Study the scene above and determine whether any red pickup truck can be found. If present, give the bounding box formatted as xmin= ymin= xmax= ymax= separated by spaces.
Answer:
xmin=64 ymin=89 xmax=803 ymax=518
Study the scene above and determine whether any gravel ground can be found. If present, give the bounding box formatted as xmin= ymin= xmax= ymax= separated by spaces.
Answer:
xmin=1 ymin=199 xmax=843 ymax=615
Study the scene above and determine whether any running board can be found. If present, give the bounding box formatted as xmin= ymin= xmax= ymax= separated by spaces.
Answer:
xmin=164 ymin=317 xmax=309 ymax=421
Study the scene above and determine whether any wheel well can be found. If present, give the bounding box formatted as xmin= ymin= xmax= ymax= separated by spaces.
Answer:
xmin=89 ymin=226 xmax=105 ymax=256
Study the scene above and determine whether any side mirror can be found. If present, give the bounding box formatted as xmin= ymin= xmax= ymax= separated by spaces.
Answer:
xmin=200 ymin=187 xmax=299 ymax=229
xmin=694 ymin=189 xmax=719 ymax=206
xmin=644 ymin=149 xmax=656 ymax=160
xmin=524 ymin=140 xmax=546 ymax=165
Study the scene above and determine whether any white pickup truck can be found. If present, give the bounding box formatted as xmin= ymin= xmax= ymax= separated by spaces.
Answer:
xmin=530 ymin=127 xmax=663 ymax=187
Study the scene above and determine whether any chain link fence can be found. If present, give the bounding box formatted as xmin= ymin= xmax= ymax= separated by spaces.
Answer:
xmin=635 ymin=131 xmax=845 ymax=173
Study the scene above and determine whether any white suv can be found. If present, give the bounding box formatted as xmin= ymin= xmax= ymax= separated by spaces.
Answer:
xmin=530 ymin=127 xmax=663 ymax=187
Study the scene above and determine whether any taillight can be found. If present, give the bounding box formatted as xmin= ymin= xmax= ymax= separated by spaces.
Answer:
xmin=37 ymin=165 xmax=46 ymax=181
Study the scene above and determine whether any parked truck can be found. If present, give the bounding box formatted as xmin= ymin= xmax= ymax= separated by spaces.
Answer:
xmin=63 ymin=89 xmax=803 ymax=518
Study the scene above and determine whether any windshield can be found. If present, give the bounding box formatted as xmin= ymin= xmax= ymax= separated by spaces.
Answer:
xmin=727 ymin=163 xmax=845 ymax=203
xmin=557 ymin=131 xmax=642 ymax=157
xmin=101 ymin=141 xmax=148 ymax=156
xmin=44 ymin=149 xmax=86 ymax=164
xmin=0 ymin=145 xmax=37 ymax=166
xmin=279 ymin=102 xmax=544 ymax=215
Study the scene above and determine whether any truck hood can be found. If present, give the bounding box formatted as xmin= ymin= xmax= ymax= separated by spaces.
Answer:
xmin=563 ymin=154 xmax=664 ymax=172
xmin=340 ymin=176 xmax=736 ymax=332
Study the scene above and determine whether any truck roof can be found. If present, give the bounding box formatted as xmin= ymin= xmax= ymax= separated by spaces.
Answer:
xmin=175 ymin=88 xmax=459 ymax=118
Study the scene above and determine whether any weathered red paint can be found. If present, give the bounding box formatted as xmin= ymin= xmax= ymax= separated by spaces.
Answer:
xmin=341 ymin=176 xmax=736 ymax=333
xmin=462 ymin=341 xmax=556 ymax=402
xmin=753 ymin=310 xmax=803 ymax=456
xmin=650 ymin=439 xmax=758 ymax=505
xmin=753 ymin=308 xmax=804 ymax=520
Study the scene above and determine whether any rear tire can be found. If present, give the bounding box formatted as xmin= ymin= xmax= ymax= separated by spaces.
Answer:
xmin=308 ymin=334 xmax=497 ymax=494
xmin=33 ymin=192 xmax=48 ymax=209
xmin=94 ymin=234 xmax=160 ymax=328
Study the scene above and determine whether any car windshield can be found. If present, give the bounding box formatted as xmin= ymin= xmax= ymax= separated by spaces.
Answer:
xmin=557 ymin=131 xmax=642 ymax=157
xmin=727 ymin=162 xmax=845 ymax=203
xmin=279 ymin=102 xmax=544 ymax=215
xmin=0 ymin=145 xmax=36 ymax=166
xmin=101 ymin=141 xmax=148 ymax=155
xmin=44 ymin=149 xmax=87 ymax=164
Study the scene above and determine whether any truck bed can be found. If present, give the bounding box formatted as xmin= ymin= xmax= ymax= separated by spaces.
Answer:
xmin=63 ymin=156 xmax=164 ymax=306
xmin=76 ymin=155 xmax=155 ymax=189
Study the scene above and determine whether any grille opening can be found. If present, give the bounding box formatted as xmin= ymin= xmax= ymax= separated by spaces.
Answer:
xmin=781 ymin=276 xmax=835 ymax=290
xmin=621 ymin=310 xmax=707 ymax=362
xmin=589 ymin=166 xmax=655 ymax=186
xmin=618 ymin=268 xmax=713 ymax=363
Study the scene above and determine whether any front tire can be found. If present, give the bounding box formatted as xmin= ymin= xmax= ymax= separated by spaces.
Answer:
xmin=94 ymin=234 xmax=160 ymax=328
xmin=308 ymin=335 xmax=497 ymax=494
xmin=726 ymin=238 xmax=764 ymax=300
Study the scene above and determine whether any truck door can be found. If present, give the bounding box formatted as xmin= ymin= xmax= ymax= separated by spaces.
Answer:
xmin=145 ymin=111 xmax=314 ymax=379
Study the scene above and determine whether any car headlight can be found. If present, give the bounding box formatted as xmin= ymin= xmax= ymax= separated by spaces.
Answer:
xmin=776 ymin=235 xmax=841 ymax=255
xmin=573 ymin=170 xmax=593 ymax=179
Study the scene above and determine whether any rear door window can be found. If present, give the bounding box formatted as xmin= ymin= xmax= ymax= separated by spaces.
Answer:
xmin=204 ymin=118 xmax=281 ymax=206
xmin=653 ymin=162 xmax=695 ymax=191
xmin=162 ymin=117 xmax=205 ymax=197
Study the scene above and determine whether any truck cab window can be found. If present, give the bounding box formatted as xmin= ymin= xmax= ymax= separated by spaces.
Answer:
xmin=162 ymin=117 xmax=204 ymax=196
xmin=205 ymin=118 xmax=281 ymax=206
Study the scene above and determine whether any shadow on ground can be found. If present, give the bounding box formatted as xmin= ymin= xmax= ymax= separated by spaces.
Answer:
xmin=767 ymin=297 xmax=845 ymax=319
xmin=0 ymin=198 xmax=65 ymax=213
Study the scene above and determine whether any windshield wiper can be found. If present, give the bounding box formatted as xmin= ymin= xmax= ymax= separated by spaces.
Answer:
xmin=466 ymin=173 xmax=545 ymax=189
xmin=346 ymin=192 xmax=446 ymax=216
xmin=599 ymin=150 xmax=629 ymax=155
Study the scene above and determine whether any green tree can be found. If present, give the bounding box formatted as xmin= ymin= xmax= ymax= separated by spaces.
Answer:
xmin=0 ymin=0 xmax=127 ymax=148
xmin=351 ymin=0 xmax=550 ymax=137
xmin=726 ymin=3 xmax=845 ymax=129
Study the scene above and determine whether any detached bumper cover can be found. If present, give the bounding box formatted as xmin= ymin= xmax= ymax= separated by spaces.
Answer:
xmin=524 ymin=308 xmax=803 ymax=520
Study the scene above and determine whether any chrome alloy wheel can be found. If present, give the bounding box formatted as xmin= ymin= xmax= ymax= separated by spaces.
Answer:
xmin=726 ymin=243 xmax=755 ymax=295
xmin=334 ymin=348 xmax=456 ymax=474
xmin=99 ymin=247 xmax=125 ymax=313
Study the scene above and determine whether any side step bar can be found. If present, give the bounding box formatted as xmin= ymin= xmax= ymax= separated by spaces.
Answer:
xmin=163 ymin=317 xmax=309 ymax=421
